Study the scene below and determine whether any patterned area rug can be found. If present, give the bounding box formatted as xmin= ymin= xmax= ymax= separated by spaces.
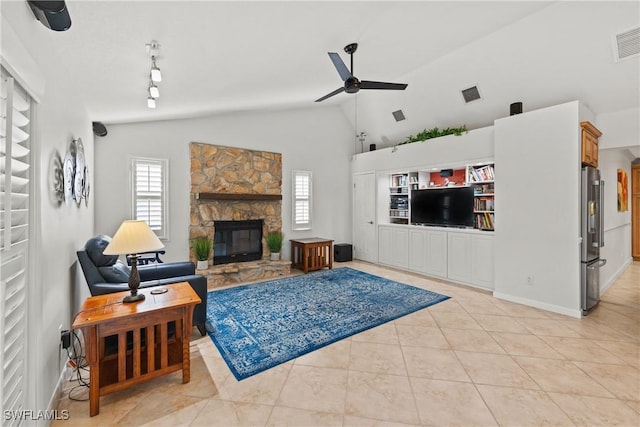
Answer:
xmin=206 ymin=267 xmax=450 ymax=380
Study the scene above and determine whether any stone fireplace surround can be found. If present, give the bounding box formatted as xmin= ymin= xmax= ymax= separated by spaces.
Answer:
xmin=189 ymin=142 xmax=290 ymax=288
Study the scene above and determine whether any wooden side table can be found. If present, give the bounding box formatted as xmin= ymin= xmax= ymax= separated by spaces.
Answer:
xmin=72 ymin=282 xmax=201 ymax=416
xmin=290 ymin=238 xmax=334 ymax=273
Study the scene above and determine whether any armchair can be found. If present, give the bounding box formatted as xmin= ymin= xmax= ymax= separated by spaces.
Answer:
xmin=77 ymin=235 xmax=207 ymax=336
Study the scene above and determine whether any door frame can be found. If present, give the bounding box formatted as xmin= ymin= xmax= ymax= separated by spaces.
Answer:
xmin=352 ymin=171 xmax=377 ymax=263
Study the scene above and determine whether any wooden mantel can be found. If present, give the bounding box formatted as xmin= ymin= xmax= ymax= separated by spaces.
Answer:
xmin=196 ymin=193 xmax=282 ymax=201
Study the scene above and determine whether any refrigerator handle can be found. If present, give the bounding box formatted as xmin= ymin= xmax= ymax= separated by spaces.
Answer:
xmin=598 ymin=258 xmax=607 ymax=267
xmin=599 ymin=180 xmax=605 ymax=247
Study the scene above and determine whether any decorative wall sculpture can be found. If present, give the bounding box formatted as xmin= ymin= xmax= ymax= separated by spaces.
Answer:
xmin=54 ymin=138 xmax=90 ymax=208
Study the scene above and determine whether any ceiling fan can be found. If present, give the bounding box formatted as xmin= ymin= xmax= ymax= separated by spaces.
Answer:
xmin=315 ymin=43 xmax=408 ymax=102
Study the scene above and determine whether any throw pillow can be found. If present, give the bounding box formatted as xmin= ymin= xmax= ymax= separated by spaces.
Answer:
xmin=98 ymin=261 xmax=131 ymax=283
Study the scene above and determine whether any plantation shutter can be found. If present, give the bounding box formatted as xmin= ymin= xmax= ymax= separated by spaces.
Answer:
xmin=292 ymin=170 xmax=312 ymax=230
xmin=132 ymin=158 xmax=168 ymax=239
xmin=0 ymin=68 xmax=31 ymax=426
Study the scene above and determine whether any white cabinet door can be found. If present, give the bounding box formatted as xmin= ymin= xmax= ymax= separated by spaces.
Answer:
xmin=408 ymin=228 xmax=428 ymax=273
xmin=447 ymin=232 xmax=472 ymax=283
xmin=378 ymin=226 xmax=393 ymax=266
xmin=472 ymin=234 xmax=495 ymax=289
xmin=391 ymin=228 xmax=409 ymax=269
xmin=426 ymin=230 xmax=448 ymax=278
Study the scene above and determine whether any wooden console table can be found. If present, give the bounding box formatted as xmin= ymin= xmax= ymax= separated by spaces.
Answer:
xmin=72 ymin=282 xmax=201 ymax=416
xmin=290 ymin=238 xmax=334 ymax=273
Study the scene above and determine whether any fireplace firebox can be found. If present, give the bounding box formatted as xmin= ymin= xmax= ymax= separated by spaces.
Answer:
xmin=213 ymin=220 xmax=263 ymax=265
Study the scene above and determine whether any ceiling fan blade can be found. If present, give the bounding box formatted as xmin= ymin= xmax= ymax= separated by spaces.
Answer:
xmin=315 ymin=87 xmax=346 ymax=102
xmin=360 ymin=80 xmax=408 ymax=91
xmin=328 ymin=52 xmax=351 ymax=82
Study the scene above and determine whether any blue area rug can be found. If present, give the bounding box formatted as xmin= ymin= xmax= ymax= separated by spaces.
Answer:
xmin=205 ymin=267 xmax=450 ymax=380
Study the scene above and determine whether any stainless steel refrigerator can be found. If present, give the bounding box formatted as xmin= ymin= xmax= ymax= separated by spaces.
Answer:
xmin=581 ymin=166 xmax=606 ymax=315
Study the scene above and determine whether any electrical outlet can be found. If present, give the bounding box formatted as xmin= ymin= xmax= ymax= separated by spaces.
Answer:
xmin=61 ymin=330 xmax=71 ymax=349
xmin=526 ymin=275 xmax=534 ymax=286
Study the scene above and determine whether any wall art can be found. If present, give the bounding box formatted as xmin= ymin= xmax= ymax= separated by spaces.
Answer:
xmin=57 ymin=138 xmax=90 ymax=208
xmin=617 ymin=168 xmax=628 ymax=212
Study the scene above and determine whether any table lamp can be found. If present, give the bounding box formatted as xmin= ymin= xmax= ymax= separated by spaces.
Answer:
xmin=103 ymin=220 xmax=164 ymax=303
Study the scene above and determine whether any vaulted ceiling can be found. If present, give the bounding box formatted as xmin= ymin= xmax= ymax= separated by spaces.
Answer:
xmin=5 ymin=1 xmax=639 ymax=147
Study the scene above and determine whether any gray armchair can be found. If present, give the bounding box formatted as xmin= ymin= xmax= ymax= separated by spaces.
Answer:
xmin=77 ymin=235 xmax=207 ymax=335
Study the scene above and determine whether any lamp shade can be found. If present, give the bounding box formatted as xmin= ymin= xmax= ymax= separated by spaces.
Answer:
xmin=103 ymin=220 xmax=164 ymax=255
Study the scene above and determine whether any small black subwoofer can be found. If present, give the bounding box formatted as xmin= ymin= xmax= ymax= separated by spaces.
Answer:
xmin=334 ymin=244 xmax=353 ymax=262
xmin=510 ymin=102 xmax=523 ymax=116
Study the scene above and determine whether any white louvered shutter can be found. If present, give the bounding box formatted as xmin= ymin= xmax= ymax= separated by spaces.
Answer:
xmin=132 ymin=158 xmax=168 ymax=239
xmin=1 ymin=68 xmax=31 ymax=426
xmin=293 ymin=170 xmax=312 ymax=230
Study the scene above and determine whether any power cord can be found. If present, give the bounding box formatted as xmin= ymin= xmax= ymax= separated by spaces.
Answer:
xmin=65 ymin=330 xmax=90 ymax=401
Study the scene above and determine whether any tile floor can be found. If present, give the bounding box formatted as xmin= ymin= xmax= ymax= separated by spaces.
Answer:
xmin=54 ymin=261 xmax=639 ymax=426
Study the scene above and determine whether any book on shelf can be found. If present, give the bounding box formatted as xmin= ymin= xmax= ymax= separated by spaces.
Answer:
xmin=469 ymin=165 xmax=494 ymax=182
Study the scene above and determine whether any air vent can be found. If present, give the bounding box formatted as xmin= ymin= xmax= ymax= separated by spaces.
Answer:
xmin=614 ymin=27 xmax=640 ymax=61
xmin=461 ymin=86 xmax=481 ymax=103
xmin=392 ymin=109 xmax=406 ymax=122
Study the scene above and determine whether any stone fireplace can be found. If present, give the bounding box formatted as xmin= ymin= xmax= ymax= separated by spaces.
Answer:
xmin=189 ymin=143 xmax=290 ymax=288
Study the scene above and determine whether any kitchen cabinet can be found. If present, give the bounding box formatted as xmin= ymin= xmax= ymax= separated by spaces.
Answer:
xmin=580 ymin=121 xmax=601 ymax=168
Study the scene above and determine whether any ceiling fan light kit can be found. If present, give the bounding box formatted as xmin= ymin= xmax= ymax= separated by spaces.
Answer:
xmin=146 ymin=41 xmax=162 ymax=108
xmin=315 ymin=43 xmax=408 ymax=102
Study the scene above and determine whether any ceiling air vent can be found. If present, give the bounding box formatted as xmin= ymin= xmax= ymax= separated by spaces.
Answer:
xmin=392 ymin=109 xmax=406 ymax=122
xmin=461 ymin=86 xmax=481 ymax=103
xmin=614 ymin=27 xmax=640 ymax=62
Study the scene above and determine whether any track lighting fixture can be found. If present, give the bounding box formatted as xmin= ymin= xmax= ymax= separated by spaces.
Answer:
xmin=150 ymin=58 xmax=162 ymax=82
xmin=149 ymin=82 xmax=160 ymax=98
xmin=145 ymin=41 xmax=162 ymax=108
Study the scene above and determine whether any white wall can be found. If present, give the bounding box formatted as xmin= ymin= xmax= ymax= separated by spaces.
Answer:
xmin=494 ymin=101 xmax=584 ymax=317
xmin=597 ymin=108 xmax=640 ymax=150
xmin=598 ymin=147 xmax=635 ymax=293
xmin=94 ymin=107 xmax=354 ymax=262
xmin=2 ymin=4 xmax=94 ymax=416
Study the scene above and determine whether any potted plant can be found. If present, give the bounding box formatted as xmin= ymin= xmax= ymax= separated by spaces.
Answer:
xmin=265 ymin=231 xmax=284 ymax=261
xmin=192 ymin=236 xmax=212 ymax=270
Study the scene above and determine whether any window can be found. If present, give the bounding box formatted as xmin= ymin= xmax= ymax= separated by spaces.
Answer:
xmin=292 ymin=170 xmax=312 ymax=230
xmin=1 ymin=66 xmax=32 ymax=425
xmin=131 ymin=157 xmax=168 ymax=239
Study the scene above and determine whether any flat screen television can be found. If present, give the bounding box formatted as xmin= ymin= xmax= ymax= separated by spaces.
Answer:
xmin=410 ymin=187 xmax=474 ymax=228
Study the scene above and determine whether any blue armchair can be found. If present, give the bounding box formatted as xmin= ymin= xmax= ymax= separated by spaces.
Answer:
xmin=77 ymin=235 xmax=207 ymax=335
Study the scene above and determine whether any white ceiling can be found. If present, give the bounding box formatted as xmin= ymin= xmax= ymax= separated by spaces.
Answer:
xmin=8 ymin=1 xmax=640 ymax=146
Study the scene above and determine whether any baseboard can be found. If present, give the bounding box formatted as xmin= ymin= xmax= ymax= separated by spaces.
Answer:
xmin=47 ymin=358 xmax=72 ymax=413
xmin=492 ymin=291 xmax=582 ymax=318
xmin=600 ymin=257 xmax=632 ymax=297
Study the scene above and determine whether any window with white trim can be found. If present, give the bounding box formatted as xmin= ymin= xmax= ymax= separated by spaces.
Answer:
xmin=1 ymin=66 xmax=32 ymax=426
xmin=131 ymin=157 xmax=168 ymax=239
xmin=292 ymin=170 xmax=312 ymax=230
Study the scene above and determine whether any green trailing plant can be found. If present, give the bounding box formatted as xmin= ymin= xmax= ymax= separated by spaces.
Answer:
xmin=265 ymin=231 xmax=284 ymax=253
xmin=191 ymin=236 xmax=212 ymax=261
xmin=400 ymin=125 xmax=468 ymax=145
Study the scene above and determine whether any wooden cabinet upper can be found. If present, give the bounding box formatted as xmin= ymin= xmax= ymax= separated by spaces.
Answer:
xmin=580 ymin=121 xmax=602 ymax=168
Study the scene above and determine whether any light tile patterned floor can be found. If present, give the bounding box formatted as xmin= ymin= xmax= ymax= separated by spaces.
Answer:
xmin=54 ymin=261 xmax=640 ymax=426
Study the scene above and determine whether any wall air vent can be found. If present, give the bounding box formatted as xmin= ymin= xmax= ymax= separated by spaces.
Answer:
xmin=461 ymin=86 xmax=481 ymax=103
xmin=614 ymin=27 xmax=640 ymax=62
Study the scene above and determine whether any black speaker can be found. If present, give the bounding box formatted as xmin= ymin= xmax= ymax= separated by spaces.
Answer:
xmin=92 ymin=122 xmax=107 ymax=137
xmin=510 ymin=102 xmax=523 ymax=116
xmin=334 ymin=244 xmax=352 ymax=262
xmin=369 ymin=144 xmax=376 ymax=151
xmin=28 ymin=1 xmax=71 ymax=31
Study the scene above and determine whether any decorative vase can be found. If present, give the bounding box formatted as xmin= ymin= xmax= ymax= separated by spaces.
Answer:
xmin=196 ymin=260 xmax=208 ymax=270
xmin=270 ymin=252 xmax=280 ymax=261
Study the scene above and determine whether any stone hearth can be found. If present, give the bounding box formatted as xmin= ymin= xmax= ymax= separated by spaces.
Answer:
xmin=190 ymin=142 xmax=287 ymax=288
xmin=197 ymin=259 xmax=291 ymax=289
